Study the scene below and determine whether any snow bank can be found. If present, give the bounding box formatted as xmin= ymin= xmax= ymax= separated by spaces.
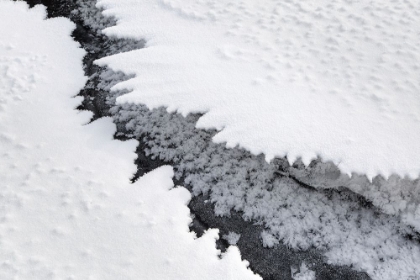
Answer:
xmin=96 ymin=0 xmax=420 ymax=180
xmin=0 ymin=2 xmax=260 ymax=279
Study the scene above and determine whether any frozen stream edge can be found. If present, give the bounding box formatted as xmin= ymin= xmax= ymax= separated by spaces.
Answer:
xmin=24 ymin=0 xmax=420 ymax=279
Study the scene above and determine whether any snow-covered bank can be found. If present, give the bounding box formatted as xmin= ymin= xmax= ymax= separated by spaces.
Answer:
xmin=0 ymin=2 xmax=259 ymax=279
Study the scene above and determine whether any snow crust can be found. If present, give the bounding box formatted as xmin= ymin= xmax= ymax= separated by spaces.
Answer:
xmin=96 ymin=0 xmax=420 ymax=179
xmin=0 ymin=2 xmax=260 ymax=279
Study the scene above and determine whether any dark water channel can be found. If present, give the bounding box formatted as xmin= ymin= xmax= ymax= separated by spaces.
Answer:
xmin=21 ymin=0 xmax=372 ymax=279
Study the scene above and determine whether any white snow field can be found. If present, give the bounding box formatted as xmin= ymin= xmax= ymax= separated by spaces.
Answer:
xmin=0 ymin=2 xmax=260 ymax=279
xmin=96 ymin=0 xmax=420 ymax=180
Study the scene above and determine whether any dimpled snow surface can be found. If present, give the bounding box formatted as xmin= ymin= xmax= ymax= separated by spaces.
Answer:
xmin=96 ymin=0 xmax=420 ymax=180
xmin=0 ymin=2 xmax=260 ymax=279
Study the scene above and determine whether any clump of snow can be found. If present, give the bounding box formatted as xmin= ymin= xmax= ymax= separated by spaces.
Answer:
xmin=291 ymin=263 xmax=316 ymax=280
xmin=261 ymin=230 xmax=279 ymax=248
xmin=96 ymin=0 xmax=420 ymax=180
xmin=223 ymin=231 xmax=241 ymax=246
xmin=0 ymin=2 xmax=260 ymax=279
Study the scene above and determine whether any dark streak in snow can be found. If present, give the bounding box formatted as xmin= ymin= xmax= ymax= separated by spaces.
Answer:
xmin=21 ymin=0 xmax=373 ymax=279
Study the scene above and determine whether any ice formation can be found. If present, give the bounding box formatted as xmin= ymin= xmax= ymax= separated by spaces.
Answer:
xmin=73 ymin=1 xmax=420 ymax=279
xmin=223 ymin=231 xmax=241 ymax=245
xmin=292 ymin=263 xmax=316 ymax=280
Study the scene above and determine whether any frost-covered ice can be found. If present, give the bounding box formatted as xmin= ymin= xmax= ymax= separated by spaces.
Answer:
xmin=82 ymin=0 xmax=420 ymax=278
xmin=96 ymin=0 xmax=420 ymax=180
xmin=0 ymin=2 xmax=260 ymax=279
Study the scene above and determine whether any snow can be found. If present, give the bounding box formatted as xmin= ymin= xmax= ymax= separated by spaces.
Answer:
xmin=96 ymin=0 xmax=420 ymax=180
xmin=0 ymin=2 xmax=260 ymax=279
